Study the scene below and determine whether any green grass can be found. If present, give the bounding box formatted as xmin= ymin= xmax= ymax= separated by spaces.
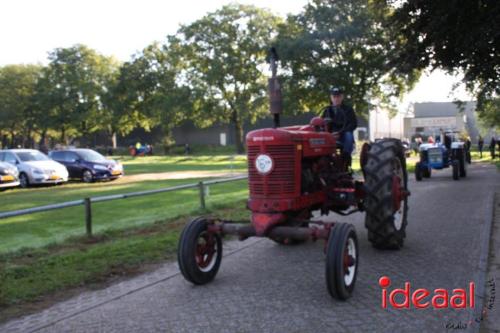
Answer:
xmin=116 ymin=155 xmax=247 ymax=175
xmin=0 ymin=178 xmax=248 ymax=254
xmin=0 ymin=202 xmax=250 ymax=319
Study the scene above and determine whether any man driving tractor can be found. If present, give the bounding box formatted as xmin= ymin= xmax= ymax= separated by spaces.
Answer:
xmin=321 ymin=87 xmax=357 ymax=167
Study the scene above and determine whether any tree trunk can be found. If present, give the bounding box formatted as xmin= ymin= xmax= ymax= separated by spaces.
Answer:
xmin=231 ymin=109 xmax=245 ymax=154
xmin=60 ymin=127 xmax=66 ymax=145
xmin=111 ymin=132 xmax=117 ymax=149
xmin=10 ymin=131 xmax=15 ymax=148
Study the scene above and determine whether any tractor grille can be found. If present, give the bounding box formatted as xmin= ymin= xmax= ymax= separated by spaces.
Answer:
xmin=248 ymin=145 xmax=296 ymax=196
xmin=428 ymin=148 xmax=443 ymax=164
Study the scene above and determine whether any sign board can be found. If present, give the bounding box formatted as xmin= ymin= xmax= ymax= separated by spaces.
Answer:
xmin=220 ymin=133 xmax=227 ymax=146
xmin=411 ymin=117 xmax=457 ymax=128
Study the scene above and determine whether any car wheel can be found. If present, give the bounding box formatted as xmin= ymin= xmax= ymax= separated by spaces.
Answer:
xmin=82 ymin=170 xmax=93 ymax=183
xmin=19 ymin=173 xmax=29 ymax=188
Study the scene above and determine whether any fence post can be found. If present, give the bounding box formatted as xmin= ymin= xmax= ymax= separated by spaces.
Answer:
xmin=198 ymin=181 xmax=206 ymax=210
xmin=84 ymin=198 xmax=92 ymax=237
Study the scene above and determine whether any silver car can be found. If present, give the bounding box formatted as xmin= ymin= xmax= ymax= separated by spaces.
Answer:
xmin=0 ymin=149 xmax=69 ymax=188
xmin=0 ymin=161 xmax=20 ymax=189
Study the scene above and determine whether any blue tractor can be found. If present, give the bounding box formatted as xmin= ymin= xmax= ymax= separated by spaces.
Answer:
xmin=415 ymin=132 xmax=469 ymax=181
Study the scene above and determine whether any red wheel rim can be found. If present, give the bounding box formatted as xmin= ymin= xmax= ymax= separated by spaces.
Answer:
xmin=195 ymin=232 xmax=217 ymax=271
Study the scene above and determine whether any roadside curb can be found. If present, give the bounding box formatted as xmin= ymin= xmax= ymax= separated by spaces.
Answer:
xmin=468 ymin=191 xmax=495 ymax=333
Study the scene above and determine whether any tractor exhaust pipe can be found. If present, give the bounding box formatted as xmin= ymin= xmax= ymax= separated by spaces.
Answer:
xmin=267 ymin=47 xmax=282 ymax=128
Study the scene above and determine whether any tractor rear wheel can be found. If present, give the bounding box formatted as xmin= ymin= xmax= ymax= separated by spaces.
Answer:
xmin=415 ymin=162 xmax=423 ymax=181
xmin=458 ymin=150 xmax=467 ymax=177
xmin=363 ymin=139 xmax=409 ymax=250
xmin=452 ymin=160 xmax=459 ymax=180
xmin=325 ymin=222 xmax=358 ymax=300
xmin=423 ymin=167 xmax=431 ymax=178
xmin=178 ymin=217 xmax=222 ymax=285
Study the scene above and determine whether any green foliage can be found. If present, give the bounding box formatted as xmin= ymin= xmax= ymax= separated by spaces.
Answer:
xmin=170 ymin=4 xmax=282 ymax=153
xmin=276 ymin=0 xmax=420 ymax=116
xmin=0 ymin=64 xmax=43 ymax=147
xmin=390 ymin=0 xmax=499 ymax=121
xmin=39 ymin=44 xmax=119 ymax=143
xmin=105 ymin=42 xmax=191 ymax=144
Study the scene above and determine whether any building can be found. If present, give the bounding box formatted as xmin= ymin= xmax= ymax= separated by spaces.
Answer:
xmin=407 ymin=101 xmax=479 ymax=142
xmin=369 ymin=107 xmax=409 ymax=141
xmin=172 ymin=112 xmax=368 ymax=147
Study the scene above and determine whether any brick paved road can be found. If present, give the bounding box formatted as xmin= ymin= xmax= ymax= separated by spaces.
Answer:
xmin=1 ymin=163 xmax=498 ymax=333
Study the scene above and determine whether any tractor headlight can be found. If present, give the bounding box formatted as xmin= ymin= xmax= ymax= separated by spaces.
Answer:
xmin=255 ymin=154 xmax=273 ymax=175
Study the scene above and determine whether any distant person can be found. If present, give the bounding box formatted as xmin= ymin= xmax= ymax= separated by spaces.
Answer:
xmin=478 ymin=136 xmax=484 ymax=158
xmin=490 ymin=137 xmax=496 ymax=159
xmin=184 ymin=143 xmax=191 ymax=155
xmin=427 ymin=136 xmax=435 ymax=144
xmin=465 ymin=136 xmax=472 ymax=163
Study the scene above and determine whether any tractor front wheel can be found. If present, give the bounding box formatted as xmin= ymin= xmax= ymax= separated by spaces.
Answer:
xmin=363 ymin=139 xmax=409 ymax=250
xmin=325 ymin=223 xmax=358 ymax=300
xmin=178 ymin=217 xmax=223 ymax=285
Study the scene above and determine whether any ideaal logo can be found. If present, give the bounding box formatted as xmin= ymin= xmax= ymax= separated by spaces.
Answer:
xmin=379 ymin=276 xmax=475 ymax=309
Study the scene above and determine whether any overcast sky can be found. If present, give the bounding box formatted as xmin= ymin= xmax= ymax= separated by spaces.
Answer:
xmin=0 ymin=0 xmax=472 ymax=105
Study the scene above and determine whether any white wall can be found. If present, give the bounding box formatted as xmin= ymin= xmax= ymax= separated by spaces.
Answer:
xmin=369 ymin=108 xmax=406 ymax=141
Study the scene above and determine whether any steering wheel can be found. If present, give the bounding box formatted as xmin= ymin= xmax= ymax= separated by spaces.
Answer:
xmin=318 ymin=105 xmax=347 ymax=133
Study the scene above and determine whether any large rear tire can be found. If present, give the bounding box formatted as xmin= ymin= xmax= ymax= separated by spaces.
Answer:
xmin=415 ymin=162 xmax=423 ymax=181
xmin=325 ymin=223 xmax=358 ymax=300
xmin=452 ymin=160 xmax=459 ymax=180
xmin=423 ymin=167 xmax=431 ymax=178
xmin=178 ymin=217 xmax=223 ymax=285
xmin=363 ymin=139 xmax=409 ymax=250
xmin=458 ymin=150 xmax=467 ymax=177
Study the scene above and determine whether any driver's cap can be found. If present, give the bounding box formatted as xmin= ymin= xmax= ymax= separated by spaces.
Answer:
xmin=330 ymin=87 xmax=343 ymax=96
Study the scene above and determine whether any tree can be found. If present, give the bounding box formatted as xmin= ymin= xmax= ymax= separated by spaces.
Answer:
xmin=104 ymin=42 xmax=191 ymax=149
xmin=0 ymin=64 xmax=43 ymax=148
xmin=389 ymin=0 xmax=499 ymax=124
xmin=42 ymin=44 xmax=118 ymax=144
xmin=276 ymin=0 xmax=419 ymax=117
xmin=171 ymin=4 xmax=282 ymax=153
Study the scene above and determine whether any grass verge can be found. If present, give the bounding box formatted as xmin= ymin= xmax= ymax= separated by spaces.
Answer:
xmin=0 ymin=178 xmax=248 ymax=253
xmin=0 ymin=200 xmax=250 ymax=323
xmin=116 ymin=155 xmax=247 ymax=175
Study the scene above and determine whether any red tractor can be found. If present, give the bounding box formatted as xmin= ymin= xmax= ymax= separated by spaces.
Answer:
xmin=177 ymin=50 xmax=410 ymax=300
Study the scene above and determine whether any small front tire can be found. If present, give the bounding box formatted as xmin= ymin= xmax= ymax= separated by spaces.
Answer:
xmin=178 ymin=217 xmax=223 ymax=285
xmin=326 ymin=223 xmax=358 ymax=300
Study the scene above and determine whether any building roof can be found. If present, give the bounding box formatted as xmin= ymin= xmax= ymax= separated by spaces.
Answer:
xmin=413 ymin=101 xmax=476 ymax=118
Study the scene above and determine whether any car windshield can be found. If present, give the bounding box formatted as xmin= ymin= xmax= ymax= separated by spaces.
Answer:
xmin=17 ymin=151 xmax=50 ymax=162
xmin=78 ymin=150 xmax=107 ymax=163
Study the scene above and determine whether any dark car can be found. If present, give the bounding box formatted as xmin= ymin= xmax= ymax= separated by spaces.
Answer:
xmin=49 ymin=149 xmax=124 ymax=183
